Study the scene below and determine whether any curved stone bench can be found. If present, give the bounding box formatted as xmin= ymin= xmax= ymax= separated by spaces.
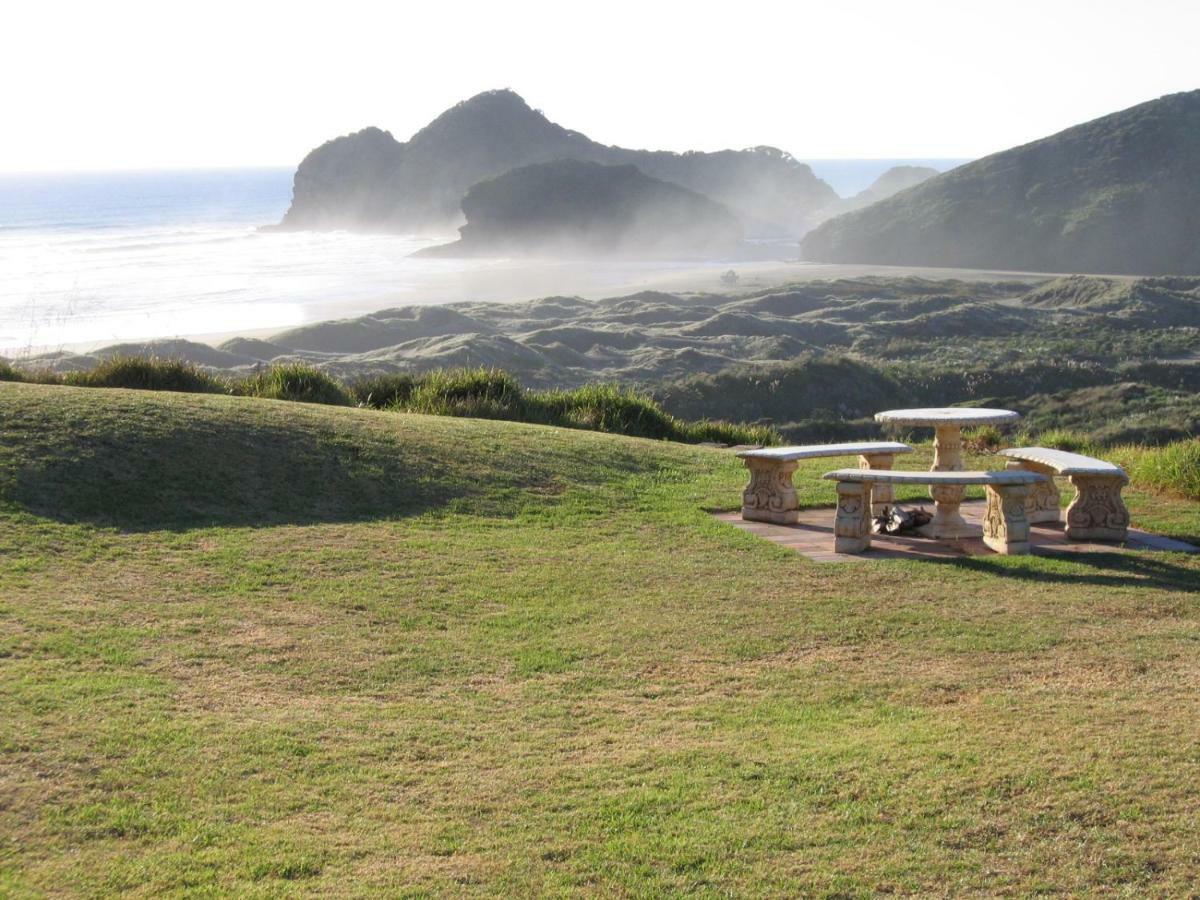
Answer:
xmin=999 ymin=447 xmax=1129 ymax=541
xmin=821 ymin=469 xmax=1048 ymax=555
xmin=737 ymin=442 xmax=913 ymax=524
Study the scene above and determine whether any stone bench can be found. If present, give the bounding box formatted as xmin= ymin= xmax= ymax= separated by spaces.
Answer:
xmin=821 ymin=469 xmax=1048 ymax=555
xmin=737 ymin=442 xmax=913 ymax=524
xmin=999 ymin=447 xmax=1129 ymax=541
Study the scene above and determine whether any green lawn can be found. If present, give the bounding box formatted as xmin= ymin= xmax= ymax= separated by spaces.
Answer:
xmin=2 ymin=382 xmax=1199 ymax=896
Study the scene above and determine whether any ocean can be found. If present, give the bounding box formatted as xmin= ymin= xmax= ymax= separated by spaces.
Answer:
xmin=0 ymin=160 xmax=968 ymax=355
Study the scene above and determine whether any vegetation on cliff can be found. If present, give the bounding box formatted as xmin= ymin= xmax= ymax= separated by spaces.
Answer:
xmin=277 ymin=89 xmax=837 ymax=237
xmin=418 ymin=160 xmax=745 ymax=258
xmin=802 ymin=90 xmax=1200 ymax=275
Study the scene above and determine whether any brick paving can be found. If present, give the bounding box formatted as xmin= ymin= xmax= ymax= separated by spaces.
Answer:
xmin=715 ymin=500 xmax=1199 ymax=563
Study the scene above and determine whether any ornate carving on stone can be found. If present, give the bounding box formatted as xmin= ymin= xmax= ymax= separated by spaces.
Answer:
xmin=1065 ymin=475 xmax=1130 ymax=541
xmin=1006 ymin=460 xmax=1061 ymax=524
xmin=982 ymin=484 xmax=1031 ymax=554
xmin=925 ymin=425 xmax=967 ymax=531
xmin=932 ymin=425 xmax=963 ymax=465
xmin=859 ymin=452 xmax=895 ymax=516
xmin=741 ymin=458 xmax=800 ymax=524
xmin=833 ymin=481 xmax=872 ymax=553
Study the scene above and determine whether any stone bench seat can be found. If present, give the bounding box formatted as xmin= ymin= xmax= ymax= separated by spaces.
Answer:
xmin=821 ymin=468 xmax=1048 ymax=555
xmin=736 ymin=442 xmax=913 ymax=524
xmin=999 ymin=447 xmax=1129 ymax=541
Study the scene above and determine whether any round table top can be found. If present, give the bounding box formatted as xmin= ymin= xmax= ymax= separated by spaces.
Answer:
xmin=874 ymin=407 xmax=1020 ymax=427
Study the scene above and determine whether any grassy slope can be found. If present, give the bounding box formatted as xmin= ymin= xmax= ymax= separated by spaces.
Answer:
xmin=2 ymin=382 xmax=1199 ymax=896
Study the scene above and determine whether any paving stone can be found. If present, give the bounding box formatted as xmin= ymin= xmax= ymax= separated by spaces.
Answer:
xmin=715 ymin=500 xmax=1198 ymax=562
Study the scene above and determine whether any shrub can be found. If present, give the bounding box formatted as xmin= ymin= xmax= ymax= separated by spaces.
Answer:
xmin=531 ymin=384 xmax=677 ymax=440
xmin=236 ymin=364 xmax=350 ymax=406
xmin=527 ymin=383 xmax=777 ymax=445
xmin=0 ymin=360 xmax=25 ymax=383
xmin=62 ymin=356 xmax=226 ymax=394
xmin=406 ymin=368 xmax=525 ymax=418
xmin=1026 ymin=429 xmax=1094 ymax=453
xmin=348 ymin=373 xmax=418 ymax=409
xmin=962 ymin=424 xmax=1005 ymax=453
xmin=1125 ymin=439 xmax=1200 ymax=501
xmin=677 ymin=419 xmax=779 ymax=446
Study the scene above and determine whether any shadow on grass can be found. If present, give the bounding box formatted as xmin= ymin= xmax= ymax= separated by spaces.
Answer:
xmin=4 ymin=417 xmax=586 ymax=532
xmin=926 ymin=551 xmax=1200 ymax=594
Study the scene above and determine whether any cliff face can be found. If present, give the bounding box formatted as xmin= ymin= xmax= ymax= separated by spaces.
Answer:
xmin=417 ymin=159 xmax=745 ymax=258
xmin=280 ymin=127 xmax=407 ymax=230
xmin=801 ymin=90 xmax=1200 ymax=275
xmin=278 ymin=90 xmax=837 ymax=236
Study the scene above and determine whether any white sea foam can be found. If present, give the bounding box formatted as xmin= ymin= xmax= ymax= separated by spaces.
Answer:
xmin=0 ymin=222 xmax=475 ymax=352
xmin=0 ymin=169 xmax=753 ymax=356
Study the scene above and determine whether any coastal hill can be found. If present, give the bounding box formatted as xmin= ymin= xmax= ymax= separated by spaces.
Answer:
xmin=416 ymin=159 xmax=744 ymax=258
xmin=276 ymin=89 xmax=838 ymax=237
xmin=834 ymin=165 xmax=939 ymax=213
xmin=801 ymin=90 xmax=1200 ymax=275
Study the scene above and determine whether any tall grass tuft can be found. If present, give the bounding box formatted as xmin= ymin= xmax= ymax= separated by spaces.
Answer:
xmin=371 ymin=369 xmax=779 ymax=445
xmin=962 ymin=424 xmax=1006 ymax=453
xmin=1124 ymin=439 xmax=1200 ymax=501
xmin=531 ymin=384 xmax=677 ymax=439
xmin=1023 ymin=429 xmax=1095 ymax=454
xmin=236 ymin=364 xmax=351 ymax=406
xmin=62 ymin=356 xmax=227 ymax=394
xmin=348 ymin=373 xmax=418 ymax=409
xmin=677 ymin=419 xmax=779 ymax=446
xmin=0 ymin=356 xmax=773 ymax=445
xmin=405 ymin=368 xmax=524 ymax=418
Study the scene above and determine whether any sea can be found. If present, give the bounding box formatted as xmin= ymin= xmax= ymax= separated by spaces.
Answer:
xmin=0 ymin=160 xmax=968 ymax=355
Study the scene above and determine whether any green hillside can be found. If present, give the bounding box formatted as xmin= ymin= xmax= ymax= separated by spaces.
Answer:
xmin=2 ymin=383 xmax=1200 ymax=894
xmin=801 ymin=90 xmax=1200 ymax=275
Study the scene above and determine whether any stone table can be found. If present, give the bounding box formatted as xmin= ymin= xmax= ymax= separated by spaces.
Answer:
xmin=874 ymin=407 xmax=1020 ymax=538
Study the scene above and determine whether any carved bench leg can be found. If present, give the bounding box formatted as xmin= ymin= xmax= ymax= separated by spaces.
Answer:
xmin=833 ymin=481 xmax=872 ymax=553
xmin=1065 ymin=475 xmax=1129 ymax=541
xmin=741 ymin=457 xmax=800 ymax=524
xmin=982 ymin=483 xmax=1031 ymax=555
xmin=1006 ymin=460 xmax=1062 ymax=524
xmin=860 ymin=453 xmax=895 ymax=517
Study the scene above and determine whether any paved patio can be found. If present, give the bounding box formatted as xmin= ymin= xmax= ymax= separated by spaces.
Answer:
xmin=715 ymin=499 xmax=1199 ymax=563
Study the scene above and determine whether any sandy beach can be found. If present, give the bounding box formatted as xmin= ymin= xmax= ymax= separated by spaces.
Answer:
xmin=31 ymin=258 xmax=1065 ymax=357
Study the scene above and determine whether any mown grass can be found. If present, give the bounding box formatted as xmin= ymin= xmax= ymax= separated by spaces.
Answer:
xmin=1 ymin=381 xmax=1199 ymax=895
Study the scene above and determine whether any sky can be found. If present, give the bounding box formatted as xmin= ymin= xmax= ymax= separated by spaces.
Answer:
xmin=3 ymin=0 xmax=1198 ymax=172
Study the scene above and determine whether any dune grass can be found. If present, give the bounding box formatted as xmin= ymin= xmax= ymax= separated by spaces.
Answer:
xmin=351 ymin=368 xmax=779 ymax=446
xmin=236 ymin=362 xmax=353 ymax=406
xmin=62 ymin=355 xmax=230 ymax=395
xmin=1120 ymin=439 xmax=1200 ymax=502
xmin=0 ymin=358 xmax=772 ymax=447
xmin=1 ymin=382 xmax=1199 ymax=895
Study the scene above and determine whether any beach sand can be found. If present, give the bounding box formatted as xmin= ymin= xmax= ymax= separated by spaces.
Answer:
xmin=57 ymin=259 xmax=1060 ymax=355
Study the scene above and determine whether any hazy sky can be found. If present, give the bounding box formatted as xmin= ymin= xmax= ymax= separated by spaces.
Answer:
xmin=4 ymin=0 xmax=1197 ymax=172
